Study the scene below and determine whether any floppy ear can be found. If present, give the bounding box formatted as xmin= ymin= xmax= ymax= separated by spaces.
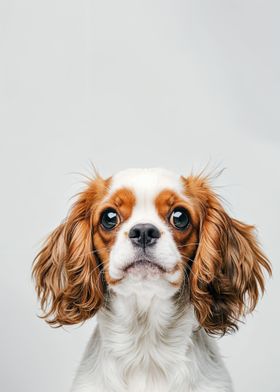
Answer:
xmin=183 ymin=175 xmax=272 ymax=335
xmin=33 ymin=177 xmax=108 ymax=326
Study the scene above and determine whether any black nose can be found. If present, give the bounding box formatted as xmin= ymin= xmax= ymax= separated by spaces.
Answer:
xmin=128 ymin=223 xmax=161 ymax=248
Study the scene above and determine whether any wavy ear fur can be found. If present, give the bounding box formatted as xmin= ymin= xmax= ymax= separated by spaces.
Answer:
xmin=33 ymin=177 xmax=108 ymax=326
xmin=183 ymin=175 xmax=271 ymax=335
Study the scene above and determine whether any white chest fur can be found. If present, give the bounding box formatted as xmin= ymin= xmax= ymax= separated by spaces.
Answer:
xmin=71 ymin=292 xmax=233 ymax=392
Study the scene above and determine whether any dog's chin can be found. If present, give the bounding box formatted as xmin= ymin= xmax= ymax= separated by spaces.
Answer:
xmin=111 ymin=258 xmax=180 ymax=300
xmin=121 ymin=259 xmax=169 ymax=281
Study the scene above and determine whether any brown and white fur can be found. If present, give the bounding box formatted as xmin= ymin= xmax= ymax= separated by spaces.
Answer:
xmin=33 ymin=168 xmax=271 ymax=392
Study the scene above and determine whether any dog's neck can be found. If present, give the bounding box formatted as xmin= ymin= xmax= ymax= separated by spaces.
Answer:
xmin=73 ymin=287 xmax=230 ymax=392
xmin=98 ymin=287 xmax=196 ymax=361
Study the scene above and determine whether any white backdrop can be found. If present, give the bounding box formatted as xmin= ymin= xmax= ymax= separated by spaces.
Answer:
xmin=0 ymin=1 xmax=279 ymax=391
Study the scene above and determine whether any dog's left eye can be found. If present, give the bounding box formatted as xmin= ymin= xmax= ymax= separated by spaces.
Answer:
xmin=100 ymin=208 xmax=119 ymax=230
xmin=169 ymin=207 xmax=190 ymax=230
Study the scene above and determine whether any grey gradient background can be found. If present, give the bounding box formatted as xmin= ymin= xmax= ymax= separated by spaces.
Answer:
xmin=0 ymin=1 xmax=279 ymax=391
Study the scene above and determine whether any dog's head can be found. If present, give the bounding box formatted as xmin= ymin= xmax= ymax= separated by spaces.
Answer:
xmin=33 ymin=168 xmax=271 ymax=334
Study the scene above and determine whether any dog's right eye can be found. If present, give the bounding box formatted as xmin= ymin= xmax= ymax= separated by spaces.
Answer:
xmin=100 ymin=208 xmax=120 ymax=230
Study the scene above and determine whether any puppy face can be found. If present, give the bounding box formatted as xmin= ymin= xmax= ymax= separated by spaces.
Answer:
xmin=33 ymin=168 xmax=271 ymax=334
xmin=93 ymin=169 xmax=198 ymax=299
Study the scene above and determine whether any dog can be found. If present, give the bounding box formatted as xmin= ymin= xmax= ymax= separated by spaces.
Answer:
xmin=33 ymin=168 xmax=271 ymax=392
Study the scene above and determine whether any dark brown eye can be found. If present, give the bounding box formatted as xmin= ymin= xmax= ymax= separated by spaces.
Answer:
xmin=100 ymin=208 xmax=119 ymax=230
xmin=170 ymin=207 xmax=190 ymax=230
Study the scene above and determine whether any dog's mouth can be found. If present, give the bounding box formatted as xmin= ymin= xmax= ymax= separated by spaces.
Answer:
xmin=123 ymin=259 xmax=167 ymax=274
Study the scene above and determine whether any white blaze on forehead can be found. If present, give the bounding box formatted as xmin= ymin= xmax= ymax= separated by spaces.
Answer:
xmin=108 ymin=168 xmax=185 ymax=200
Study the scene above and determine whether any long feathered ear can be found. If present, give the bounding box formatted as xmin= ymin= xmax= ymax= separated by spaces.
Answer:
xmin=33 ymin=177 xmax=109 ymax=326
xmin=182 ymin=175 xmax=272 ymax=335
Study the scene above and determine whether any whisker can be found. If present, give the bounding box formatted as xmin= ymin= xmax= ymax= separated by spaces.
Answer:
xmin=61 ymin=246 xmax=111 ymax=263
xmin=176 ymin=242 xmax=200 ymax=249
xmin=180 ymin=254 xmax=209 ymax=286
xmin=91 ymin=268 xmax=104 ymax=299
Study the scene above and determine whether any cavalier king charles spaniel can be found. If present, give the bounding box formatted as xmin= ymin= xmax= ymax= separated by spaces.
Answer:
xmin=33 ymin=168 xmax=271 ymax=392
